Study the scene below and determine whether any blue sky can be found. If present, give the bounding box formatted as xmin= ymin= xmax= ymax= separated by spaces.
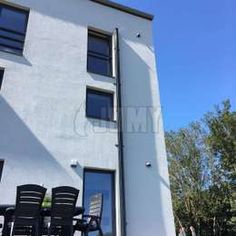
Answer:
xmin=115 ymin=0 xmax=236 ymax=131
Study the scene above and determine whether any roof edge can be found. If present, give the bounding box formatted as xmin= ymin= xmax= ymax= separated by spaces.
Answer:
xmin=90 ymin=0 xmax=154 ymax=21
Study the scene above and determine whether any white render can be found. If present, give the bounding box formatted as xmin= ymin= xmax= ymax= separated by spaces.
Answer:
xmin=0 ymin=0 xmax=175 ymax=235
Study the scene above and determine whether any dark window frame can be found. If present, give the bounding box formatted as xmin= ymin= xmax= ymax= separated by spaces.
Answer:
xmin=0 ymin=160 xmax=4 ymax=182
xmin=0 ymin=68 xmax=4 ymax=90
xmin=83 ymin=168 xmax=116 ymax=236
xmin=0 ymin=2 xmax=29 ymax=55
xmin=87 ymin=29 xmax=113 ymax=77
xmin=86 ymin=88 xmax=114 ymax=121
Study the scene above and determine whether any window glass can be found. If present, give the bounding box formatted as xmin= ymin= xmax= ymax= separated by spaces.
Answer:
xmin=88 ymin=55 xmax=111 ymax=76
xmin=0 ymin=3 xmax=28 ymax=54
xmin=0 ymin=6 xmax=27 ymax=33
xmin=83 ymin=170 xmax=115 ymax=236
xmin=0 ymin=44 xmax=22 ymax=54
xmin=87 ymin=30 xmax=112 ymax=76
xmin=88 ymin=35 xmax=110 ymax=56
xmin=0 ymin=29 xmax=24 ymax=41
xmin=0 ymin=37 xmax=23 ymax=49
xmin=86 ymin=89 xmax=113 ymax=121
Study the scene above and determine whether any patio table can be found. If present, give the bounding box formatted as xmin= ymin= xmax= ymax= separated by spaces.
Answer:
xmin=0 ymin=205 xmax=85 ymax=217
xmin=0 ymin=205 xmax=85 ymax=236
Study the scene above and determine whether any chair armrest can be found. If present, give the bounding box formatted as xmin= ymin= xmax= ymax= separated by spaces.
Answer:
xmin=4 ymin=207 xmax=15 ymax=227
xmin=73 ymin=218 xmax=86 ymax=225
xmin=83 ymin=215 xmax=101 ymax=227
xmin=82 ymin=215 xmax=100 ymax=219
xmin=4 ymin=207 xmax=15 ymax=220
xmin=5 ymin=207 xmax=15 ymax=215
xmin=74 ymin=215 xmax=100 ymax=226
xmin=73 ymin=218 xmax=87 ymax=232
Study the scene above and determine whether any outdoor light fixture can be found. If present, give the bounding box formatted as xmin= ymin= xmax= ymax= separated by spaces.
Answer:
xmin=70 ymin=160 xmax=78 ymax=168
xmin=145 ymin=161 xmax=152 ymax=168
xmin=136 ymin=32 xmax=141 ymax=38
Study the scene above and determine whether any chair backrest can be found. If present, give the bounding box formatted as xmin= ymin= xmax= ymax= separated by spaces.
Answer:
xmin=51 ymin=186 xmax=79 ymax=226
xmin=14 ymin=184 xmax=47 ymax=223
xmin=88 ymin=193 xmax=103 ymax=220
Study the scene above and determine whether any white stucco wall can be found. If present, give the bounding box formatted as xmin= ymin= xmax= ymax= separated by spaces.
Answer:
xmin=0 ymin=0 xmax=175 ymax=235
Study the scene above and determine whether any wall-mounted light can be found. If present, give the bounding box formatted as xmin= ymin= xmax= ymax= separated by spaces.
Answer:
xmin=145 ymin=161 xmax=152 ymax=168
xmin=136 ymin=32 xmax=141 ymax=38
xmin=70 ymin=160 xmax=78 ymax=168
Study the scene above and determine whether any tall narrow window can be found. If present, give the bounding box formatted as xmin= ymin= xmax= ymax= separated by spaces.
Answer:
xmin=0 ymin=160 xmax=4 ymax=182
xmin=0 ymin=3 xmax=29 ymax=55
xmin=83 ymin=170 xmax=116 ymax=236
xmin=87 ymin=30 xmax=112 ymax=76
xmin=86 ymin=88 xmax=114 ymax=121
xmin=0 ymin=68 xmax=4 ymax=90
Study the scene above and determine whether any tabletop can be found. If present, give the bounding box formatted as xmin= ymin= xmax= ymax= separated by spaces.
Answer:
xmin=0 ymin=204 xmax=85 ymax=217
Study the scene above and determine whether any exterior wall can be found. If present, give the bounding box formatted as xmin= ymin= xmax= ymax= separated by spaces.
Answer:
xmin=0 ymin=0 xmax=175 ymax=235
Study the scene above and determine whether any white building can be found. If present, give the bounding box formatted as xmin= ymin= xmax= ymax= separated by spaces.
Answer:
xmin=0 ymin=0 xmax=175 ymax=235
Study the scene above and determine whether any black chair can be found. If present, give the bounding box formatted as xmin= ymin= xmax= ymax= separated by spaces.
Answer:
xmin=11 ymin=184 xmax=47 ymax=236
xmin=47 ymin=186 xmax=79 ymax=236
xmin=74 ymin=193 xmax=103 ymax=236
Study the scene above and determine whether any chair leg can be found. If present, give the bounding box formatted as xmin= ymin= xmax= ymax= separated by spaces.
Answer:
xmin=10 ymin=222 xmax=14 ymax=236
xmin=70 ymin=226 xmax=73 ymax=236
xmin=47 ymin=222 xmax=50 ymax=236
xmin=31 ymin=226 xmax=34 ymax=236
xmin=34 ymin=224 xmax=40 ymax=236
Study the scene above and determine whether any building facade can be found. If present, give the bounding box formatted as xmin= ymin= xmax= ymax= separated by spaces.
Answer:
xmin=0 ymin=0 xmax=175 ymax=235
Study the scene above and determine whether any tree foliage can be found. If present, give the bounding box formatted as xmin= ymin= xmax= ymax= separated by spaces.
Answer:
xmin=166 ymin=100 xmax=236 ymax=235
xmin=205 ymin=100 xmax=236 ymax=182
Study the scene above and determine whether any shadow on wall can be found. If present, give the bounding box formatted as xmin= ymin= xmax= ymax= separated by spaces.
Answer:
xmin=0 ymin=51 xmax=32 ymax=67
xmin=19 ymin=0 xmax=89 ymax=26
xmin=0 ymin=96 xmax=80 ymax=203
xmin=120 ymin=38 xmax=171 ymax=236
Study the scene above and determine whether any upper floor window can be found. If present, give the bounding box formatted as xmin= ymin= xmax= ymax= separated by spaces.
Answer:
xmin=86 ymin=88 xmax=114 ymax=121
xmin=0 ymin=68 xmax=4 ymax=90
xmin=87 ymin=30 xmax=112 ymax=77
xmin=0 ymin=3 xmax=29 ymax=55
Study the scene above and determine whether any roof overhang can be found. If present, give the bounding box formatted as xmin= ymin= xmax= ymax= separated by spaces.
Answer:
xmin=90 ymin=0 xmax=154 ymax=21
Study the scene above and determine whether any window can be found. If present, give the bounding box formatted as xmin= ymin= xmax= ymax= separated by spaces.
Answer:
xmin=0 ymin=3 xmax=29 ymax=55
xmin=87 ymin=30 xmax=112 ymax=76
xmin=83 ymin=170 xmax=116 ymax=236
xmin=86 ymin=88 xmax=114 ymax=121
xmin=0 ymin=160 xmax=4 ymax=182
xmin=0 ymin=68 xmax=4 ymax=90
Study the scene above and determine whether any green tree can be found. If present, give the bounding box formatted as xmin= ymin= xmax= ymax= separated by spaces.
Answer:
xmin=205 ymin=100 xmax=236 ymax=182
xmin=166 ymin=100 xmax=236 ymax=235
xmin=205 ymin=100 xmax=236 ymax=234
xmin=166 ymin=122 xmax=210 ymax=233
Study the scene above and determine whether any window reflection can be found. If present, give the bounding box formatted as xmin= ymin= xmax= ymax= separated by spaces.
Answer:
xmin=87 ymin=30 xmax=112 ymax=77
xmin=83 ymin=170 xmax=115 ymax=236
xmin=0 ymin=6 xmax=28 ymax=33
xmin=0 ymin=3 xmax=29 ymax=54
xmin=86 ymin=88 xmax=114 ymax=121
